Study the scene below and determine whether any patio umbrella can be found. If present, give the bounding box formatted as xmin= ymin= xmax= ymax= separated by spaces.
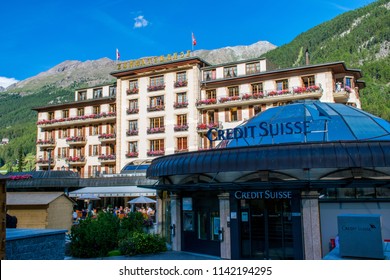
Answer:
xmin=127 ymin=196 xmax=156 ymax=204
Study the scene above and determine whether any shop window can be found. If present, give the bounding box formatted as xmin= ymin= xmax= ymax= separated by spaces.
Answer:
xmin=198 ymin=211 xmax=208 ymax=240
xmin=183 ymin=212 xmax=194 ymax=231
xmin=377 ymin=187 xmax=390 ymax=198
xmin=210 ymin=211 xmax=220 ymax=241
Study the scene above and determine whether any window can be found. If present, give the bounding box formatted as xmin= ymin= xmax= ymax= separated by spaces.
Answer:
xmin=345 ymin=77 xmax=352 ymax=87
xmin=176 ymin=71 xmax=187 ymax=82
xmin=207 ymin=111 xmax=215 ymax=123
xmin=302 ymin=76 xmax=315 ymax=87
xmin=129 ymin=99 xmax=138 ymax=110
xmin=246 ymin=62 xmax=260 ymax=74
xmin=252 ymin=83 xmax=263 ymax=94
xmin=109 ymin=86 xmax=116 ymax=96
xmin=203 ymin=69 xmax=216 ymax=81
xmin=92 ymin=125 xmax=99 ymax=136
xmin=128 ymin=120 xmax=138 ymax=131
xmin=78 ymin=91 xmax=86 ymax=101
xmin=150 ymin=75 xmax=164 ymax=87
xmin=176 ymin=114 xmax=187 ymax=125
xmin=93 ymin=106 xmax=100 ymax=114
xmin=128 ymin=141 xmax=138 ymax=153
xmin=77 ymin=108 xmax=84 ymax=116
xmin=177 ymin=137 xmax=188 ymax=151
xmin=206 ymin=89 xmax=216 ymax=99
xmin=228 ymin=86 xmax=239 ymax=97
xmin=59 ymin=147 xmax=67 ymax=158
xmin=276 ymin=79 xmax=289 ymax=90
xmin=62 ymin=110 xmax=69 ymax=118
xmin=176 ymin=92 xmax=187 ymax=103
xmin=92 ymin=145 xmax=99 ymax=156
xmin=224 ymin=66 xmax=237 ymax=78
xmin=129 ymin=80 xmax=138 ymax=90
xmin=150 ymin=117 xmax=164 ymax=128
xmin=149 ymin=96 xmax=164 ymax=107
xmin=61 ymin=128 xmax=68 ymax=138
xmin=75 ymin=147 xmax=82 ymax=157
xmin=109 ymin=104 xmax=116 ymax=113
xmin=93 ymin=88 xmax=103 ymax=98
xmin=92 ymin=165 xmax=99 ymax=177
xmin=76 ymin=127 xmax=83 ymax=137
xmin=150 ymin=139 xmax=164 ymax=151
xmin=48 ymin=112 xmax=55 ymax=120
xmin=230 ymin=107 xmax=238 ymax=122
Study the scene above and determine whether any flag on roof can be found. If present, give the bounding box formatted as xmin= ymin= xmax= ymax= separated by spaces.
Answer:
xmin=116 ymin=48 xmax=120 ymax=60
xmin=192 ymin=33 xmax=197 ymax=46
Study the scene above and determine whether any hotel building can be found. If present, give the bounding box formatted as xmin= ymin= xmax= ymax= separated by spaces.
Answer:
xmin=34 ymin=51 xmax=363 ymax=178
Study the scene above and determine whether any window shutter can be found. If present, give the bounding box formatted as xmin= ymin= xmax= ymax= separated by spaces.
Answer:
xmin=225 ymin=108 xmax=230 ymax=122
xmin=89 ymin=146 xmax=92 ymax=156
xmin=214 ymin=110 xmax=219 ymax=123
xmin=249 ymin=105 xmax=254 ymax=118
xmin=238 ymin=107 xmax=242 ymax=121
xmin=58 ymin=129 xmax=62 ymax=138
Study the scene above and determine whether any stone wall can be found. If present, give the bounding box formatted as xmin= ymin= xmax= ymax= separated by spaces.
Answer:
xmin=6 ymin=228 xmax=67 ymax=260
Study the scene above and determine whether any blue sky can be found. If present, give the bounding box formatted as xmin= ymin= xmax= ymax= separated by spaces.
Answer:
xmin=0 ymin=0 xmax=377 ymax=87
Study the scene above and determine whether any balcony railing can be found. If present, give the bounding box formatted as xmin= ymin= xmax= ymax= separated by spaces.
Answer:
xmin=36 ymin=139 xmax=55 ymax=147
xmin=126 ymin=88 xmax=139 ymax=95
xmin=147 ymin=150 xmax=165 ymax=157
xmin=147 ymin=84 xmax=165 ymax=92
xmin=173 ymin=101 xmax=189 ymax=109
xmin=66 ymin=136 xmax=86 ymax=146
xmin=147 ymin=105 xmax=165 ymax=112
xmin=333 ymin=86 xmax=351 ymax=101
xmin=126 ymin=107 xmax=139 ymax=114
xmin=174 ymin=148 xmax=189 ymax=154
xmin=174 ymin=124 xmax=189 ymax=132
xmin=98 ymin=154 xmax=116 ymax=162
xmin=98 ymin=133 xmax=116 ymax=142
xmin=197 ymin=122 xmax=222 ymax=131
xmin=126 ymin=129 xmax=139 ymax=136
xmin=125 ymin=151 xmax=139 ymax=158
xmin=196 ymin=98 xmax=217 ymax=106
xmin=37 ymin=112 xmax=116 ymax=127
xmin=66 ymin=156 xmax=86 ymax=165
xmin=174 ymin=80 xmax=188 ymax=88
xmin=147 ymin=126 xmax=165 ymax=134
xmin=36 ymin=158 xmax=55 ymax=166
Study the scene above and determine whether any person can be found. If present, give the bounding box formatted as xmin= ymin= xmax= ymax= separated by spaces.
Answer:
xmin=336 ymin=81 xmax=342 ymax=92
xmin=72 ymin=210 xmax=78 ymax=222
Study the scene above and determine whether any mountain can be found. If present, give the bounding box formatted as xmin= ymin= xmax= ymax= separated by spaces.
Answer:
xmin=262 ymin=0 xmax=390 ymax=119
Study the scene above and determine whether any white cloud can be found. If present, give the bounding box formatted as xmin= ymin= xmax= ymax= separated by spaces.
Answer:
xmin=134 ymin=15 xmax=149 ymax=28
xmin=0 ymin=77 xmax=18 ymax=88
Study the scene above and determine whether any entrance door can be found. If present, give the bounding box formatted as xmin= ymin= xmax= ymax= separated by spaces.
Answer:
xmin=240 ymin=198 xmax=296 ymax=259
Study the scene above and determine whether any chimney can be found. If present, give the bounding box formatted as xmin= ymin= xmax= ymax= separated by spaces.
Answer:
xmin=305 ymin=48 xmax=310 ymax=65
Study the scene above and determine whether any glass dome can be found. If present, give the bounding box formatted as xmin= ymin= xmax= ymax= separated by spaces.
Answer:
xmin=218 ymin=100 xmax=390 ymax=148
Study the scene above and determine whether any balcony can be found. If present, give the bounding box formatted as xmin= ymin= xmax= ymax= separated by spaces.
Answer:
xmin=98 ymin=154 xmax=116 ymax=164
xmin=147 ymin=84 xmax=165 ymax=92
xmin=174 ymin=80 xmax=188 ymax=88
xmin=126 ymin=88 xmax=139 ymax=95
xmin=173 ymin=101 xmax=189 ymax=109
xmin=36 ymin=112 xmax=117 ymax=128
xmin=66 ymin=156 xmax=86 ymax=166
xmin=174 ymin=124 xmax=189 ymax=132
xmin=126 ymin=129 xmax=139 ymax=136
xmin=197 ymin=122 xmax=222 ymax=132
xmin=333 ymin=86 xmax=351 ymax=102
xmin=66 ymin=136 xmax=86 ymax=146
xmin=125 ymin=151 xmax=139 ymax=158
xmin=98 ymin=133 xmax=116 ymax=143
xmin=174 ymin=148 xmax=189 ymax=154
xmin=147 ymin=126 xmax=165 ymax=134
xmin=196 ymin=86 xmax=323 ymax=109
xmin=36 ymin=139 xmax=55 ymax=148
xmin=36 ymin=158 xmax=55 ymax=167
xmin=147 ymin=105 xmax=165 ymax=112
xmin=147 ymin=150 xmax=165 ymax=157
xmin=126 ymin=107 xmax=139 ymax=114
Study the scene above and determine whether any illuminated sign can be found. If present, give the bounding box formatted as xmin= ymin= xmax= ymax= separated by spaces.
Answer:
xmin=235 ymin=190 xmax=292 ymax=199
xmin=117 ymin=50 xmax=192 ymax=70
xmin=207 ymin=121 xmax=312 ymax=142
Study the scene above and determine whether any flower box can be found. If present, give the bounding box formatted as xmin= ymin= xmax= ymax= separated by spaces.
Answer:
xmin=126 ymin=88 xmax=139 ymax=94
xmin=196 ymin=98 xmax=217 ymax=106
xmin=147 ymin=150 xmax=165 ymax=156
xmin=126 ymin=108 xmax=139 ymax=114
xmin=174 ymin=124 xmax=189 ymax=131
xmin=174 ymin=80 xmax=188 ymax=88
xmin=126 ymin=130 xmax=139 ymax=136
xmin=147 ymin=127 xmax=165 ymax=134
xmin=125 ymin=152 xmax=139 ymax=158
xmin=147 ymin=84 xmax=165 ymax=92
xmin=173 ymin=102 xmax=188 ymax=109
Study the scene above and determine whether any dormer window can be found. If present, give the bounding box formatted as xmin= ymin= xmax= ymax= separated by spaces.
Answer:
xmin=224 ymin=66 xmax=237 ymax=78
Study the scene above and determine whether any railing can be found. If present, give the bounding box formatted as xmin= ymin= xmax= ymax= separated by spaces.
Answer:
xmin=174 ymin=148 xmax=189 ymax=154
xmin=66 ymin=156 xmax=86 ymax=165
xmin=66 ymin=136 xmax=86 ymax=145
xmin=174 ymin=124 xmax=189 ymax=131
xmin=125 ymin=151 xmax=139 ymax=158
xmin=147 ymin=150 xmax=165 ymax=157
xmin=37 ymin=112 xmax=116 ymax=126
xmin=147 ymin=84 xmax=165 ymax=92
xmin=126 ymin=88 xmax=139 ymax=95
xmin=98 ymin=154 xmax=116 ymax=162
xmin=174 ymin=80 xmax=188 ymax=88
xmin=36 ymin=139 xmax=55 ymax=147
xmin=98 ymin=133 xmax=116 ymax=142
xmin=196 ymin=122 xmax=222 ymax=131
xmin=126 ymin=107 xmax=139 ymax=114
xmin=147 ymin=105 xmax=165 ymax=112
xmin=36 ymin=159 xmax=55 ymax=165
xmin=126 ymin=129 xmax=139 ymax=136
xmin=173 ymin=101 xmax=189 ymax=109
xmin=147 ymin=126 xmax=165 ymax=134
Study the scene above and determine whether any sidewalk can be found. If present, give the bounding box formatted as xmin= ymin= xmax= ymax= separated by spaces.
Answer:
xmin=65 ymin=250 xmax=222 ymax=260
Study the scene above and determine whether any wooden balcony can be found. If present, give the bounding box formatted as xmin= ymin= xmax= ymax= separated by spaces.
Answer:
xmin=36 ymin=139 xmax=56 ymax=149
xmin=333 ymin=89 xmax=350 ymax=103
xmin=98 ymin=154 xmax=116 ymax=164
xmin=66 ymin=136 xmax=86 ymax=146
xmin=98 ymin=133 xmax=116 ymax=143
xmin=66 ymin=156 xmax=86 ymax=166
